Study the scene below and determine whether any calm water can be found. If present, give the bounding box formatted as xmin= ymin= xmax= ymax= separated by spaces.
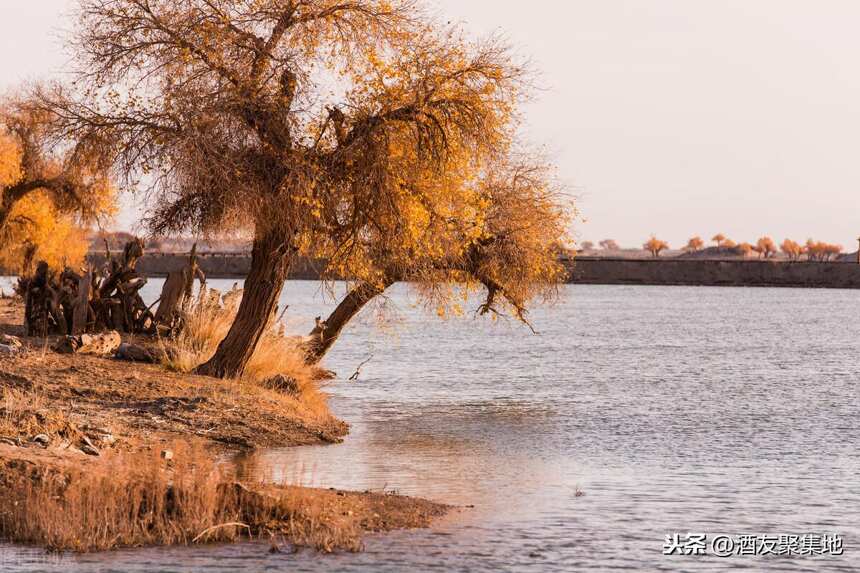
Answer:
xmin=2 ymin=281 xmax=859 ymax=571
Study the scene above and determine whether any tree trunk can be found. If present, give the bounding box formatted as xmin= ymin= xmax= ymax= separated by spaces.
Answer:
xmin=305 ymin=279 xmax=393 ymax=365
xmin=0 ymin=207 xmax=10 ymax=236
xmin=196 ymin=231 xmax=293 ymax=378
xmin=154 ymin=270 xmax=188 ymax=324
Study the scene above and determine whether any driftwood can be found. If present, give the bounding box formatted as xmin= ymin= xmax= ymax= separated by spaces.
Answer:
xmin=19 ymin=262 xmax=65 ymax=337
xmin=72 ymin=271 xmax=91 ymax=335
xmin=20 ymin=238 xmax=155 ymax=337
xmin=54 ymin=331 xmax=122 ymax=355
xmin=153 ymin=244 xmax=206 ymax=331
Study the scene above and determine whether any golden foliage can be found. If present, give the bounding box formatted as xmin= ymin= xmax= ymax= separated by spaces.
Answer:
xmin=643 ymin=236 xmax=669 ymax=257
xmin=780 ymin=239 xmax=803 ymax=261
xmin=0 ymin=96 xmax=117 ymax=270
xmin=711 ymin=233 xmax=727 ymax=247
xmin=42 ymin=0 xmax=569 ymax=372
xmin=752 ymin=236 xmax=777 ymax=258
xmin=0 ymin=191 xmax=89 ymax=272
xmin=685 ymin=236 xmax=704 ymax=252
xmin=804 ymin=239 xmax=842 ymax=261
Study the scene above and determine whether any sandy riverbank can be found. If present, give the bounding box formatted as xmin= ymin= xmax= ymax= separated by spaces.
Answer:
xmin=0 ymin=297 xmax=448 ymax=553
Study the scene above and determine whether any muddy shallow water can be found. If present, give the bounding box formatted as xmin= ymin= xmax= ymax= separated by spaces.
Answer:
xmin=1 ymin=280 xmax=859 ymax=571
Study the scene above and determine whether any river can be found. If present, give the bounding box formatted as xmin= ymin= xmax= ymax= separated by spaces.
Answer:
xmin=1 ymin=281 xmax=859 ymax=571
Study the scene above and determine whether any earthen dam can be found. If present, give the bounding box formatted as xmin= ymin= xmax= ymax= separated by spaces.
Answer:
xmin=84 ymin=252 xmax=860 ymax=289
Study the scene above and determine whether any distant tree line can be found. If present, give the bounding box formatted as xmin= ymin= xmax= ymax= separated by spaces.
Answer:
xmin=581 ymin=234 xmax=847 ymax=260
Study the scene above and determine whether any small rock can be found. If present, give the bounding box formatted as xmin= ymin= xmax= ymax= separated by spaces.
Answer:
xmin=32 ymin=434 xmax=50 ymax=447
xmin=0 ymin=334 xmax=22 ymax=347
xmin=80 ymin=444 xmax=100 ymax=456
xmin=0 ymin=344 xmax=22 ymax=355
xmin=98 ymin=434 xmax=116 ymax=445
xmin=115 ymin=343 xmax=158 ymax=363
xmin=161 ymin=449 xmax=174 ymax=461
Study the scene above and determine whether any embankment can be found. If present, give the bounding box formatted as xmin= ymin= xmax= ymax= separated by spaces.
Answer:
xmin=89 ymin=252 xmax=860 ymax=289
xmin=566 ymin=257 xmax=860 ymax=289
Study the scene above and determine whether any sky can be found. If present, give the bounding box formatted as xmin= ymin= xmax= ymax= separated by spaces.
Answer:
xmin=2 ymin=0 xmax=860 ymax=249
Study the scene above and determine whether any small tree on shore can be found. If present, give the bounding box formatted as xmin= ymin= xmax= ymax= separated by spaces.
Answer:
xmin=685 ymin=236 xmax=704 ymax=252
xmin=580 ymin=241 xmax=594 ymax=250
xmin=711 ymin=233 xmax=727 ymax=247
xmin=737 ymin=242 xmax=754 ymax=257
xmin=643 ymin=236 xmax=669 ymax=257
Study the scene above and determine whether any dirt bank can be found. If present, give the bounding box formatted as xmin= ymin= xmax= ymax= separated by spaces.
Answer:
xmin=0 ymin=297 xmax=448 ymax=553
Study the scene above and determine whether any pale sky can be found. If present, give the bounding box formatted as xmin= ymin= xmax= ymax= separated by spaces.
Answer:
xmin=2 ymin=0 xmax=860 ymax=249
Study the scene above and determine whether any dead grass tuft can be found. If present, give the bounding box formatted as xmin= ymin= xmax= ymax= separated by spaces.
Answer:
xmin=0 ymin=386 xmax=74 ymax=441
xmin=160 ymin=291 xmax=328 ymax=419
xmin=0 ymin=442 xmax=363 ymax=553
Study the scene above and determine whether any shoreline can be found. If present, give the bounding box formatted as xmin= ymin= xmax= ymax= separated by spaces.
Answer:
xmin=0 ymin=298 xmax=448 ymax=554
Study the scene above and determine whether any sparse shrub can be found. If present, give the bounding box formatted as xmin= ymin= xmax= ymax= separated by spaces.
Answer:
xmin=599 ymin=239 xmax=620 ymax=250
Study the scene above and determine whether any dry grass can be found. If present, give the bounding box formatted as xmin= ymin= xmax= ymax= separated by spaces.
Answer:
xmin=0 ymin=386 xmax=73 ymax=441
xmin=159 ymin=290 xmax=328 ymax=419
xmin=0 ymin=442 xmax=363 ymax=553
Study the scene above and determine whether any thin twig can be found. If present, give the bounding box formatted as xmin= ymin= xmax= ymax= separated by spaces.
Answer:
xmin=192 ymin=522 xmax=251 ymax=543
xmin=348 ymin=354 xmax=373 ymax=381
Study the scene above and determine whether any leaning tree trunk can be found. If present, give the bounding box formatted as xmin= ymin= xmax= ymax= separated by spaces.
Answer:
xmin=196 ymin=232 xmax=293 ymax=378
xmin=305 ymin=279 xmax=394 ymax=364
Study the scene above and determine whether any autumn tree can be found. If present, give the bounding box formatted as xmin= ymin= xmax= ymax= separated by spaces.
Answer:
xmin=0 ymin=97 xmax=115 ymax=270
xmin=780 ymin=239 xmax=803 ymax=261
xmin=805 ymin=240 xmax=842 ymax=261
xmin=599 ymin=239 xmax=619 ymax=250
xmin=737 ymin=242 xmax=754 ymax=257
xmin=580 ymin=241 xmax=594 ymax=250
xmin=685 ymin=236 xmax=704 ymax=252
xmin=711 ymin=233 xmax=727 ymax=247
xmin=643 ymin=236 xmax=669 ymax=257
xmin=723 ymin=239 xmax=737 ymax=248
xmin=46 ymin=0 xmax=566 ymax=377
xmin=752 ymin=236 xmax=776 ymax=258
